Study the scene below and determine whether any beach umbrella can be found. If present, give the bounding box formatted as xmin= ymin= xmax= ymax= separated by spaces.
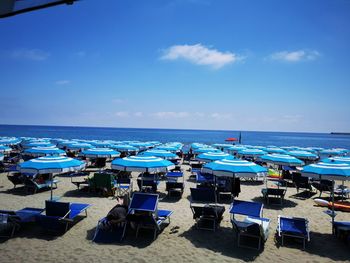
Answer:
xmin=237 ymin=149 xmax=267 ymax=158
xmin=156 ymin=145 xmax=179 ymax=152
xmin=140 ymin=149 xmax=178 ymax=160
xmin=260 ymin=154 xmax=304 ymax=167
xmin=191 ymin=143 xmax=207 ymax=149
xmin=212 ymin=143 xmax=234 ymax=149
xmin=129 ymin=142 xmax=154 ymax=150
xmin=320 ymin=149 xmax=346 ymax=157
xmin=288 ymin=150 xmax=319 ymax=161
xmin=193 ymin=147 xmax=220 ymax=154
xmin=0 ymin=145 xmax=12 ymax=153
xmin=23 ymin=141 xmax=55 ymax=149
xmin=0 ymin=154 xmax=4 ymax=162
xmin=90 ymin=141 xmax=115 ymax=148
xmin=18 ymin=156 xmax=86 ymax=200
xmin=265 ymin=147 xmax=287 ymax=154
xmin=196 ymin=152 xmax=235 ymax=162
xmin=202 ymin=159 xmax=267 ymax=178
xmin=111 ymin=156 xmax=175 ymax=173
xmin=0 ymin=137 xmax=21 ymax=146
xmin=322 ymin=157 xmax=350 ymax=165
xmin=110 ymin=144 xmax=138 ymax=152
xmin=81 ymin=148 xmax=120 ymax=158
xmin=66 ymin=143 xmax=93 ymax=151
xmin=227 ymin=145 xmax=247 ymax=154
xmin=225 ymin=137 xmax=237 ymax=142
xmin=24 ymin=146 xmax=66 ymax=157
xmin=302 ymin=161 xmax=350 ymax=227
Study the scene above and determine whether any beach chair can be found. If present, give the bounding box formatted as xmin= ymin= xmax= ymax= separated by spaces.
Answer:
xmin=24 ymin=177 xmax=59 ymax=194
xmin=137 ymin=173 xmax=160 ymax=193
xmin=292 ymin=172 xmax=312 ymax=194
xmin=7 ymin=173 xmax=25 ymax=188
xmin=127 ymin=192 xmax=173 ymax=240
xmin=92 ymin=172 xmax=117 ymax=196
xmin=261 ymin=187 xmax=286 ymax=205
xmin=0 ymin=207 xmax=44 ymax=238
xmin=190 ymin=187 xmax=225 ymax=231
xmin=37 ymin=200 xmax=91 ymax=233
xmin=116 ymin=177 xmax=133 ymax=197
xmin=311 ymin=180 xmax=333 ymax=197
xmin=277 ymin=216 xmax=310 ymax=249
xmin=333 ymin=221 xmax=350 ymax=244
xmin=92 ymin=217 xmax=127 ymax=243
xmin=165 ymin=171 xmax=184 ymax=197
xmin=230 ymin=200 xmax=270 ymax=250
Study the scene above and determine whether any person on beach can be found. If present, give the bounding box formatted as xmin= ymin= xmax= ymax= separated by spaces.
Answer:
xmin=101 ymin=195 xmax=129 ymax=230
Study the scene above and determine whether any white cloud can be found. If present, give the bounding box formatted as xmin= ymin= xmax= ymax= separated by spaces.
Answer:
xmin=55 ymin=80 xmax=70 ymax=85
xmin=161 ymin=44 xmax=241 ymax=69
xmin=134 ymin=112 xmax=144 ymax=117
xmin=269 ymin=50 xmax=320 ymax=62
xmin=115 ymin=111 xmax=129 ymax=118
xmin=210 ymin=112 xmax=232 ymax=120
xmin=11 ymin=48 xmax=50 ymax=61
xmin=151 ymin=111 xmax=190 ymax=119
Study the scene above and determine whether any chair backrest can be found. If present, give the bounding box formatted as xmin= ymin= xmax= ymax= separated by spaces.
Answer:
xmin=229 ymin=200 xmax=263 ymax=218
xmin=45 ymin=201 xmax=70 ymax=217
xmin=94 ymin=173 xmax=113 ymax=189
xmin=190 ymin=187 xmax=217 ymax=203
xmin=129 ymin=193 xmax=158 ymax=212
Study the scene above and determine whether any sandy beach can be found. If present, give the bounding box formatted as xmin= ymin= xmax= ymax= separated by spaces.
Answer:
xmin=1 ymin=162 xmax=349 ymax=263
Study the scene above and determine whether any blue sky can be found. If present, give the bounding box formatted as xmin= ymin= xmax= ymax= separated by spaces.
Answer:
xmin=0 ymin=0 xmax=350 ymax=132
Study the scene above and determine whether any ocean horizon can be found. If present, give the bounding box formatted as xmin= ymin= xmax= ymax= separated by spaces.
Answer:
xmin=1 ymin=124 xmax=349 ymax=150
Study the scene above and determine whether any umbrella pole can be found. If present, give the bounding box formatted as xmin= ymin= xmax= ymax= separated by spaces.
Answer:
xmin=50 ymin=173 xmax=53 ymax=201
xmin=331 ymin=180 xmax=335 ymax=233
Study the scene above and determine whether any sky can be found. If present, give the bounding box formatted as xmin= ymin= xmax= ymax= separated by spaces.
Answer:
xmin=0 ymin=0 xmax=350 ymax=132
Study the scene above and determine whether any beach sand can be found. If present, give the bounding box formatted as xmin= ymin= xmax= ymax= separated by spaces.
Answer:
xmin=0 ymin=163 xmax=349 ymax=263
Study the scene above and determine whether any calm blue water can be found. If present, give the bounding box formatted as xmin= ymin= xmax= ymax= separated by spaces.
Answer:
xmin=0 ymin=125 xmax=349 ymax=149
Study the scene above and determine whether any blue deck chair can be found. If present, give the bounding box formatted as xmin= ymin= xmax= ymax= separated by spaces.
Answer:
xmin=0 ymin=207 xmax=44 ymax=238
xmin=92 ymin=217 xmax=126 ymax=243
xmin=165 ymin=171 xmax=184 ymax=196
xmin=195 ymin=172 xmax=214 ymax=185
xmin=127 ymin=192 xmax=173 ymax=240
xmin=277 ymin=216 xmax=310 ymax=249
xmin=37 ymin=200 xmax=91 ymax=233
xmin=230 ymin=200 xmax=270 ymax=250
xmin=333 ymin=221 xmax=350 ymax=243
xmin=190 ymin=187 xmax=225 ymax=231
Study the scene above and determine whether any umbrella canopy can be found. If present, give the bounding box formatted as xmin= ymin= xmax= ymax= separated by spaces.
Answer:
xmin=18 ymin=156 xmax=86 ymax=174
xmin=227 ymin=145 xmax=247 ymax=153
xmin=212 ymin=143 xmax=234 ymax=149
xmin=111 ymin=156 xmax=175 ymax=173
xmin=320 ymin=149 xmax=346 ymax=157
xmin=0 ymin=137 xmax=21 ymax=145
xmin=288 ymin=150 xmax=318 ymax=160
xmin=90 ymin=141 xmax=115 ymax=148
xmin=237 ymin=149 xmax=267 ymax=158
xmin=24 ymin=146 xmax=66 ymax=157
xmin=322 ymin=157 xmax=350 ymax=165
xmin=129 ymin=142 xmax=154 ymax=150
xmin=225 ymin=137 xmax=237 ymax=142
xmin=23 ymin=141 xmax=55 ymax=149
xmin=81 ymin=148 xmax=120 ymax=158
xmin=265 ymin=147 xmax=287 ymax=154
xmin=260 ymin=154 xmax=304 ymax=166
xmin=302 ymin=162 xmax=350 ymax=181
xmin=193 ymin=147 xmax=220 ymax=154
xmin=66 ymin=143 xmax=93 ymax=151
xmin=0 ymin=145 xmax=12 ymax=153
xmin=110 ymin=144 xmax=138 ymax=152
xmin=202 ymin=159 xmax=267 ymax=178
xmin=141 ymin=149 xmax=178 ymax=160
xmin=0 ymin=154 xmax=4 ymax=162
xmin=156 ymin=145 xmax=179 ymax=152
xmin=196 ymin=152 xmax=235 ymax=162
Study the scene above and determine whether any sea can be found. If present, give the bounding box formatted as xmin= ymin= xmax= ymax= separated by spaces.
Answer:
xmin=0 ymin=125 xmax=349 ymax=150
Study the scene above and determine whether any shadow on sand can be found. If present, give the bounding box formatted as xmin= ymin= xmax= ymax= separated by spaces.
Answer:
xmin=251 ymin=196 xmax=298 ymax=209
xmin=179 ymin=226 xmax=262 ymax=261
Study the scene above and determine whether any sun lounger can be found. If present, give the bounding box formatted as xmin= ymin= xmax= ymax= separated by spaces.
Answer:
xmin=127 ymin=192 xmax=173 ymax=240
xmin=7 ymin=173 xmax=25 ymax=188
xmin=261 ymin=187 xmax=286 ymax=205
xmin=0 ymin=207 xmax=44 ymax=238
xmin=190 ymin=187 xmax=225 ymax=231
xmin=116 ymin=177 xmax=133 ymax=197
xmin=37 ymin=200 xmax=91 ymax=233
xmin=277 ymin=216 xmax=310 ymax=249
xmin=92 ymin=217 xmax=127 ymax=243
xmin=24 ymin=177 xmax=59 ymax=194
xmin=333 ymin=221 xmax=350 ymax=243
xmin=230 ymin=200 xmax=270 ymax=250
xmin=165 ymin=171 xmax=184 ymax=197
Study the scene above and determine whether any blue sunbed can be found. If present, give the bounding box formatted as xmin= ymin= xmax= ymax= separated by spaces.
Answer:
xmin=277 ymin=216 xmax=310 ymax=249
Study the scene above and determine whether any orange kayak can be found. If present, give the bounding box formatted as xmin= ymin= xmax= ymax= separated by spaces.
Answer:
xmin=314 ymin=198 xmax=350 ymax=212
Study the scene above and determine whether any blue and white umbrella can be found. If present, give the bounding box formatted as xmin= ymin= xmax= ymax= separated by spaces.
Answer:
xmin=0 ymin=137 xmax=21 ymax=146
xmin=81 ymin=148 xmax=120 ymax=158
xmin=24 ymin=147 xmax=66 ymax=157
xmin=129 ymin=142 xmax=154 ymax=150
xmin=227 ymin=145 xmax=247 ymax=153
xmin=110 ymin=144 xmax=138 ymax=152
xmin=287 ymin=150 xmax=319 ymax=161
xmin=322 ymin=157 xmax=350 ymax=165
xmin=156 ymin=145 xmax=179 ymax=152
xmin=302 ymin=162 xmax=350 ymax=181
xmin=18 ymin=156 xmax=86 ymax=200
xmin=265 ymin=147 xmax=287 ymax=154
xmin=196 ymin=152 xmax=235 ymax=162
xmin=237 ymin=149 xmax=267 ymax=158
xmin=141 ymin=149 xmax=178 ymax=160
xmin=0 ymin=154 xmax=4 ymax=162
xmin=320 ymin=149 xmax=346 ymax=157
xmin=111 ymin=156 xmax=175 ymax=173
xmin=212 ymin=143 xmax=234 ymax=149
xmin=193 ymin=147 xmax=220 ymax=154
xmin=0 ymin=145 xmax=12 ymax=153
xmin=90 ymin=141 xmax=115 ymax=148
xmin=202 ymin=159 xmax=267 ymax=178
xmin=260 ymin=154 xmax=304 ymax=166
xmin=66 ymin=143 xmax=93 ymax=151
xmin=23 ymin=141 xmax=55 ymax=149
